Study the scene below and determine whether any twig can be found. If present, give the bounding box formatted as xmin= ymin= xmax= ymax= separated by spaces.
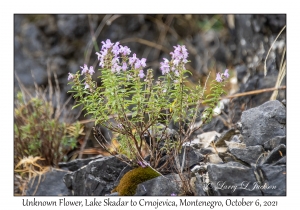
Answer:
xmin=223 ymin=86 xmax=286 ymax=99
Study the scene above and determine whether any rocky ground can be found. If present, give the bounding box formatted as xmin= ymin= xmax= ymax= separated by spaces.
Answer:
xmin=14 ymin=14 xmax=286 ymax=196
xmin=24 ymin=99 xmax=286 ymax=196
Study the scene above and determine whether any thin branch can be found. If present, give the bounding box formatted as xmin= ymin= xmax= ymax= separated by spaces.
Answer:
xmin=224 ymin=86 xmax=286 ymax=99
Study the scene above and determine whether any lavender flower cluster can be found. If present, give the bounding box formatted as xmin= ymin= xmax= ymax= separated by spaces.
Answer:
xmin=216 ymin=69 xmax=230 ymax=82
xmin=68 ymin=39 xmax=229 ymax=86
xmin=96 ymin=39 xmax=146 ymax=78
xmin=160 ymin=45 xmax=189 ymax=75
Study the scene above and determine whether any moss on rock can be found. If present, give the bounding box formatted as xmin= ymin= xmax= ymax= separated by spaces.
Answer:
xmin=113 ymin=166 xmax=160 ymax=196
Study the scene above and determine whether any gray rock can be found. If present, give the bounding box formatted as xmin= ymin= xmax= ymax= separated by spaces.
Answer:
xmin=177 ymin=146 xmax=204 ymax=170
xmin=272 ymin=156 xmax=286 ymax=165
xmin=63 ymin=172 xmax=73 ymax=189
xmin=241 ymin=100 xmax=286 ymax=146
xmin=184 ymin=138 xmax=201 ymax=149
xmin=261 ymin=144 xmax=286 ymax=165
xmin=236 ymin=64 xmax=248 ymax=82
xmin=207 ymin=154 xmax=223 ymax=164
xmin=64 ymin=156 xmax=128 ymax=195
xmin=26 ymin=168 xmax=71 ymax=196
xmin=185 ymin=131 xmax=220 ymax=149
xmin=229 ymin=145 xmax=265 ymax=165
xmin=259 ymin=165 xmax=286 ymax=195
xmin=197 ymin=162 xmax=208 ymax=173
xmin=135 ymin=173 xmax=184 ymax=196
xmin=230 ymin=135 xmax=243 ymax=143
xmin=59 ymin=155 xmax=103 ymax=171
xmin=201 ymin=116 xmax=228 ymax=133
xmin=217 ymin=152 xmax=241 ymax=164
xmin=199 ymin=147 xmax=216 ymax=155
xmin=207 ymin=162 xmax=262 ymax=195
xmin=214 ymin=129 xmax=238 ymax=147
xmin=190 ymin=165 xmax=201 ymax=174
xmin=225 ymin=141 xmax=246 ymax=149
xmin=215 ymin=147 xmax=229 ymax=153
xmin=57 ymin=15 xmax=88 ymax=38
xmin=191 ymin=175 xmax=207 ymax=196
xmin=106 ymin=192 xmax=119 ymax=196
xmin=263 ymin=136 xmax=286 ymax=151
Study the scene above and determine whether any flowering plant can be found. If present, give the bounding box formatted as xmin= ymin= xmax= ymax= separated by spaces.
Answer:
xmin=68 ymin=39 xmax=229 ymax=173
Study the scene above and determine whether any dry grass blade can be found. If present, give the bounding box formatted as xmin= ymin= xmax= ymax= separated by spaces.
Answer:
xmin=14 ymin=156 xmax=50 ymax=195
xmin=85 ymin=14 xmax=113 ymax=64
xmin=14 ymin=73 xmax=33 ymax=102
xmin=264 ymin=25 xmax=286 ymax=77
xmin=270 ymin=46 xmax=286 ymax=100
xmin=15 ymin=156 xmax=49 ymax=178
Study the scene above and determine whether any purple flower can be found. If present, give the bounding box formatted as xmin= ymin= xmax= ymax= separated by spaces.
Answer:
xmin=224 ymin=69 xmax=229 ymax=78
xmin=84 ymin=82 xmax=90 ymax=89
xmin=119 ymin=45 xmax=131 ymax=56
xmin=138 ymin=161 xmax=144 ymax=167
xmin=96 ymin=49 xmax=108 ymax=68
xmin=88 ymin=66 xmax=95 ymax=75
xmin=170 ymin=45 xmax=189 ymax=63
xmin=135 ymin=59 xmax=141 ymax=69
xmin=160 ymin=67 xmax=170 ymax=75
xmin=172 ymin=45 xmax=181 ymax=56
xmin=129 ymin=53 xmax=137 ymax=65
xmin=112 ymin=57 xmax=120 ymax=65
xmin=121 ymin=62 xmax=127 ymax=71
xmin=95 ymin=52 xmax=101 ymax=60
xmin=96 ymin=49 xmax=107 ymax=60
xmin=99 ymin=61 xmax=104 ymax=68
xmin=101 ymin=39 xmax=113 ymax=50
xmin=112 ymin=42 xmax=120 ymax=56
xmin=80 ymin=64 xmax=89 ymax=75
xmin=140 ymin=58 xmax=147 ymax=68
xmin=170 ymin=51 xmax=180 ymax=60
xmin=67 ymin=73 xmax=74 ymax=81
xmin=160 ymin=58 xmax=170 ymax=75
xmin=181 ymin=45 xmax=188 ymax=58
xmin=171 ymin=193 xmax=177 ymax=196
xmin=173 ymin=58 xmax=180 ymax=66
xmin=173 ymin=45 xmax=184 ymax=59
xmin=162 ymin=58 xmax=169 ymax=64
xmin=112 ymin=63 xmax=121 ymax=73
xmin=216 ymin=73 xmax=223 ymax=82
xmin=138 ymin=160 xmax=149 ymax=168
xmin=138 ymin=70 xmax=145 ymax=78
